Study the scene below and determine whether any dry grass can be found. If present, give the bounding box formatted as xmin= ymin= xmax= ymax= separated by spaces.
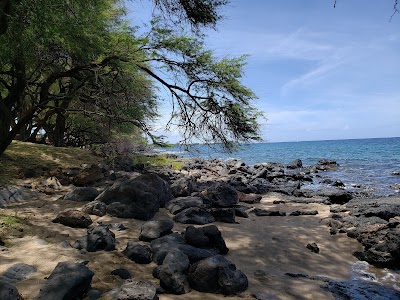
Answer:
xmin=0 ymin=141 xmax=103 ymax=186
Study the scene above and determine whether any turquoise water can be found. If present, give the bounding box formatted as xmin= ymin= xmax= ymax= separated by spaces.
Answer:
xmin=158 ymin=137 xmax=400 ymax=197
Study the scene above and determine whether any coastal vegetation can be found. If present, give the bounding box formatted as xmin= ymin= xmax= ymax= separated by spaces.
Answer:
xmin=0 ymin=0 xmax=261 ymax=157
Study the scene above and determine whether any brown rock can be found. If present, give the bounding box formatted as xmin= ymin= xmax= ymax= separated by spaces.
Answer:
xmin=53 ymin=210 xmax=93 ymax=228
xmin=237 ymin=191 xmax=262 ymax=204
xmin=73 ymin=164 xmax=103 ymax=186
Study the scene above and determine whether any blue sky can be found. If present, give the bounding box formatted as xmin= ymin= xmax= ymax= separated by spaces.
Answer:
xmin=128 ymin=1 xmax=400 ymax=143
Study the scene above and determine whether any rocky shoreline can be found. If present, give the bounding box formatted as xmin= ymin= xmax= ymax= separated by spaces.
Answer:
xmin=0 ymin=156 xmax=399 ymax=299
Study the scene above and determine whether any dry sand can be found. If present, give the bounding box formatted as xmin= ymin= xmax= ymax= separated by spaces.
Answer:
xmin=0 ymin=186 xmax=365 ymax=300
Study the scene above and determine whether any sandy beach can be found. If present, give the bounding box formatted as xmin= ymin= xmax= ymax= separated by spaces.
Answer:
xmin=0 ymin=184 xmax=369 ymax=300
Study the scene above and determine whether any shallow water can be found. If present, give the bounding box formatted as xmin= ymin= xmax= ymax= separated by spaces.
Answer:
xmin=158 ymin=137 xmax=400 ymax=197
xmin=351 ymin=261 xmax=400 ymax=291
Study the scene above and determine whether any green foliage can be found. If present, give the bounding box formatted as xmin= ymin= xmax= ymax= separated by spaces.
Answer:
xmin=141 ymin=20 xmax=262 ymax=150
xmin=0 ymin=0 xmax=262 ymax=155
xmin=131 ymin=153 xmax=185 ymax=170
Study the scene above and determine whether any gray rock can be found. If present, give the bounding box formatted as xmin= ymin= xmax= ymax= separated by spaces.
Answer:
xmin=85 ymin=288 xmax=102 ymax=300
xmin=165 ymin=196 xmax=206 ymax=215
xmin=53 ymin=210 xmax=93 ymax=228
xmin=286 ymin=159 xmax=303 ymax=169
xmin=173 ymin=207 xmax=215 ymax=225
xmin=111 ymin=269 xmax=132 ymax=280
xmin=95 ymin=174 xmax=172 ymax=220
xmin=36 ymin=261 xmax=94 ymax=300
xmin=63 ymin=187 xmax=99 ymax=202
xmin=290 ymin=210 xmax=318 ymax=216
xmin=1 ymin=263 xmax=37 ymax=283
xmin=82 ymin=200 xmax=107 ymax=216
xmin=354 ymin=227 xmax=400 ymax=267
xmin=207 ymin=183 xmax=239 ymax=207
xmin=306 ymin=243 xmax=320 ymax=253
xmin=105 ymin=280 xmax=158 ymax=300
xmin=150 ymin=233 xmax=215 ymax=265
xmin=170 ymin=177 xmax=194 ymax=197
xmin=184 ymin=226 xmax=209 ymax=248
xmin=159 ymin=250 xmax=190 ymax=294
xmin=325 ymin=280 xmax=400 ymax=300
xmin=184 ymin=225 xmax=229 ymax=255
xmin=139 ymin=219 xmax=174 ymax=242
xmin=254 ymin=209 xmax=286 ymax=217
xmin=0 ymin=281 xmax=23 ymax=300
xmin=237 ymin=191 xmax=262 ymax=204
xmin=122 ymin=242 xmax=152 ymax=264
xmin=318 ymin=189 xmax=353 ymax=204
xmin=235 ymin=207 xmax=250 ymax=218
xmin=75 ymin=225 xmax=116 ymax=252
xmin=188 ymin=255 xmax=248 ymax=295
xmin=73 ymin=164 xmax=104 ymax=186
xmin=211 ymin=208 xmax=236 ymax=223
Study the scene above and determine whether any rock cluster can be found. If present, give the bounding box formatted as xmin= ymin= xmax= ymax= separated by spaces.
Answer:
xmin=8 ymin=154 xmax=397 ymax=299
xmin=326 ymin=197 xmax=400 ymax=268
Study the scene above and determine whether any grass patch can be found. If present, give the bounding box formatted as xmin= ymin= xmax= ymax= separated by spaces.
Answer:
xmin=0 ymin=141 xmax=103 ymax=186
xmin=132 ymin=153 xmax=184 ymax=170
xmin=0 ymin=212 xmax=28 ymax=242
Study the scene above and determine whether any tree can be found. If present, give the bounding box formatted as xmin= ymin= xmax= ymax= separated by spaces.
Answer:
xmin=0 ymin=0 xmax=261 ymax=156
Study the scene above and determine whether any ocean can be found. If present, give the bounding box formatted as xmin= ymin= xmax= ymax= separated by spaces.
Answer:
xmin=157 ymin=137 xmax=400 ymax=197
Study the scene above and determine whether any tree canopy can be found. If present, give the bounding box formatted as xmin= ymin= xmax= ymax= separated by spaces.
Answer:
xmin=0 ymin=0 xmax=261 ymax=155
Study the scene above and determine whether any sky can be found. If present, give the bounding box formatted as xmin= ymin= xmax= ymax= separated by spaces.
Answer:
xmin=127 ymin=0 xmax=400 ymax=143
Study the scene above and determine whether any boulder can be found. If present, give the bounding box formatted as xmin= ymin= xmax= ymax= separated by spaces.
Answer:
xmin=188 ymin=255 xmax=248 ymax=295
xmin=211 ymin=208 xmax=236 ymax=223
xmin=75 ymin=225 xmax=116 ymax=252
xmin=286 ymin=159 xmax=303 ymax=169
xmin=73 ymin=164 xmax=104 ymax=186
xmin=0 ymin=282 xmax=23 ymax=300
xmin=235 ymin=207 xmax=250 ymax=218
xmin=207 ymin=183 xmax=239 ymax=207
xmin=122 ymin=242 xmax=152 ymax=264
xmin=165 ymin=196 xmax=206 ymax=215
xmin=357 ymin=204 xmax=400 ymax=221
xmin=173 ymin=207 xmax=215 ymax=225
xmin=95 ymin=174 xmax=172 ymax=220
xmin=184 ymin=226 xmax=209 ymax=248
xmin=150 ymin=233 xmax=215 ymax=265
xmin=63 ymin=187 xmax=99 ymax=202
xmin=354 ymin=227 xmax=400 ymax=267
xmin=170 ymin=177 xmax=194 ymax=197
xmin=159 ymin=250 xmax=190 ymax=294
xmin=53 ymin=210 xmax=93 ymax=228
xmin=184 ymin=225 xmax=229 ymax=255
xmin=36 ymin=261 xmax=94 ymax=300
xmin=139 ymin=219 xmax=174 ymax=241
xmin=111 ymin=269 xmax=132 ymax=280
xmin=82 ymin=200 xmax=107 ymax=217
xmin=318 ymin=189 xmax=353 ymax=204
xmin=104 ymin=280 xmax=158 ymax=300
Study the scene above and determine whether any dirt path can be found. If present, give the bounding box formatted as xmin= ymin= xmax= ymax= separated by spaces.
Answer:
xmin=0 ymin=189 xmax=363 ymax=300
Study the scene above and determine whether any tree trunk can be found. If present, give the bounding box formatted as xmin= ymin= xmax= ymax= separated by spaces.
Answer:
xmin=0 ymin=101 xmax=13 ymax=156
xmin=53 ymin=112 xmax=66 ymax=147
